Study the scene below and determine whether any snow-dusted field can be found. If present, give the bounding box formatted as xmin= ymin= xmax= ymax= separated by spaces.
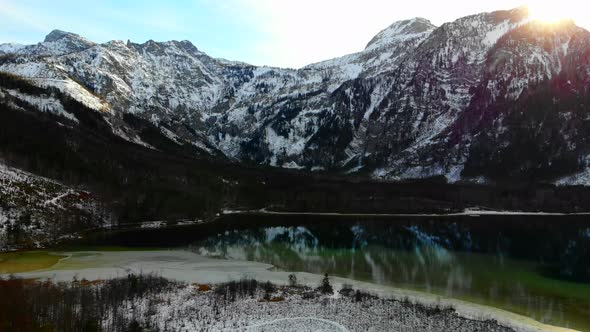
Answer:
xmin=116 ymin=282 xmax=515 ymax=332
xmin=8 ymin=250 xmax=578 ymax=332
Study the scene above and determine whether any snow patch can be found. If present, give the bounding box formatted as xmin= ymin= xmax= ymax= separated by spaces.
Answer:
xmin=3 ymin=88 xmax=78 ymax=123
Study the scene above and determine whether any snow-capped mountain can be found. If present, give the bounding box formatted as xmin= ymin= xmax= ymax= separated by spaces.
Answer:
xmin=2 ymin=6 xmax=590 ymax=183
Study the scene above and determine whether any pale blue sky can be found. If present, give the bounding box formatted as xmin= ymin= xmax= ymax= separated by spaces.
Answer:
xmin=0 ymin=0 xmax=264 ymax=63
xmin=0 ymin=0 xmax=587 ymax=68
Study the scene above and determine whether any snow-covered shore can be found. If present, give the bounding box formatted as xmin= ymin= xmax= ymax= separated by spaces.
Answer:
xmin=111 ymin=281 xmax=515 ymax=332
xmin=6 ymin=250 xmax=579 ymax=332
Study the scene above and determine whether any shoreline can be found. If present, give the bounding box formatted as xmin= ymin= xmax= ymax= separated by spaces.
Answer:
xmin=4 ymin=208 xmax=589 ymax=253
xmin=223 ymin=208 xmax=590 ymax=217
xmin=3 ymin=249 xmax=580 ymax=332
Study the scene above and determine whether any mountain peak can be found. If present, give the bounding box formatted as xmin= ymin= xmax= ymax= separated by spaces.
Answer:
xmin=39 ymin=29 xmax=95 ymax=55
xmin=44 ymin=29 xmax=79 ymax=43
xmin=365 ymin=17 xmax=436 ymax=50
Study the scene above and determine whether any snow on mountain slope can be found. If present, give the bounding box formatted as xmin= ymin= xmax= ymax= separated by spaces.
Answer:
xmin=305 ymin=18 xmax=437 ymax=87
xmin=0 ymin=43 xmax=25 ymax=54
xmin=209 ymin=18 xmax=439 ymax=168
xmin=0 ymin=72 xmax=161 ymax=152
xmin=2 ymin=30 xmax=95 ymax=57
xmin=556 ymin=167 xmax=590 ymax=186
xmin=2 ymin=87 xmax=78 ymax=123
xmin=454 ymin=20 xmax=590 ymax=181
xmin=0 ymin=60 xmax=111 ymax=112
xmin=0 ymin=17 xmax=436 ymax=168
xmin=0 ymin=162 xmax=111 ymax=249
xmin=64 ymin=39 xmax=226 ymax=114
xmin=2 ymin=7 xmax=590 ymax=183
xmin=1 ymin=34 xmax=233 ymax=150
xmin=335 ymin=7 xmax=532 ymax=179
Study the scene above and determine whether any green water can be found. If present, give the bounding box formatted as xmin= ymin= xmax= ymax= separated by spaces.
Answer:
xmin=187 ymin=216 xmax=590 ymax=331
xmin=21 ymin=214 xmax=590 ymax=331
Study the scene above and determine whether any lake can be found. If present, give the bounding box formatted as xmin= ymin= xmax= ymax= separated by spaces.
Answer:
xmin=17 ymin=214 xmax=590 ymax=331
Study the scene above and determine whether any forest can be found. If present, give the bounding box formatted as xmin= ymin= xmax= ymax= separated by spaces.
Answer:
xmin=0 ymin=274 xmax=177 ymax=332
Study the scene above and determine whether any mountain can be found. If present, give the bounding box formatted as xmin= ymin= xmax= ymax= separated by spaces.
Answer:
xmin=2 ymin=6 xmax=590 ymax=185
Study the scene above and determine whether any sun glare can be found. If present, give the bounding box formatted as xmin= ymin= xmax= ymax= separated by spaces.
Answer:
xmin=527 ymin=2 xmax=574 ymax=24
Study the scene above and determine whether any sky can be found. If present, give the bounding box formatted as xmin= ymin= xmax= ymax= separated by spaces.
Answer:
xmin=0 ymin=0 xmax=589 ymax=68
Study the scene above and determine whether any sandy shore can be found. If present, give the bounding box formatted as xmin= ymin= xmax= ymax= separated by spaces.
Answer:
xmin=6 ymin=249 xmax=579 ymax=332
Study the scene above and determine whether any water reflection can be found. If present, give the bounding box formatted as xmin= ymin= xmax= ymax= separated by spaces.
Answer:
xmin=192 ymin=221 xmax=590 ymax=331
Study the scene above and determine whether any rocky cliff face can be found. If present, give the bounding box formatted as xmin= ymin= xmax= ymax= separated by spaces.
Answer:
xmin=2 ymin=7 xmax=590 ymax=184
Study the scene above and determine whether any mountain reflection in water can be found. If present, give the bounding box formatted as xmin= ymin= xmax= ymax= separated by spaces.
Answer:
xmin=190 ymin=218 xmax=590 ymax=331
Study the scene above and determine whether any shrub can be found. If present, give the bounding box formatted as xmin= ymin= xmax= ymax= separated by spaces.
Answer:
xmin=319 ymin=273 xmax=333 ymax=295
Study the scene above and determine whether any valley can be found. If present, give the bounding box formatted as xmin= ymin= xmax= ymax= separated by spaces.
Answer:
xmin=1 ymin=4 xmax=590 ymax=332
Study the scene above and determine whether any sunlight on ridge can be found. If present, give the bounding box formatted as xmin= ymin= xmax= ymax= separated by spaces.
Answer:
xmin=527 ymin=1 xmax=578 ymax=24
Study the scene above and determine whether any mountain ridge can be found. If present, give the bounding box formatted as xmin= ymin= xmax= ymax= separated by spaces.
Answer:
xmin=2 ymin=6 xmax=590 ymax=184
